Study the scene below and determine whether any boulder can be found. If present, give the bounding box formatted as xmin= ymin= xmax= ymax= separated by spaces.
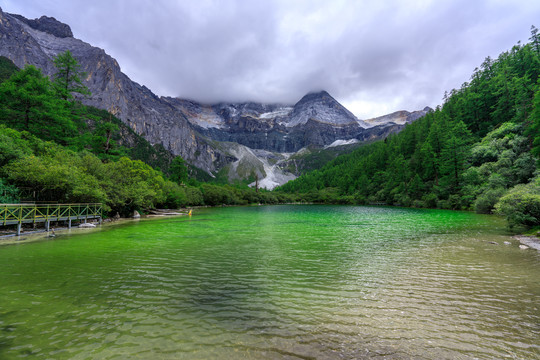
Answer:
xmin=519 ymin=245 xmax=529 ymax=250
xmin=132 ymin=210 xmax=141 ymax=218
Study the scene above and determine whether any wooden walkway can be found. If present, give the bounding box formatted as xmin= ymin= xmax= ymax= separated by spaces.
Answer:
xmin=0 ymin=203 xmax=102 ymax=235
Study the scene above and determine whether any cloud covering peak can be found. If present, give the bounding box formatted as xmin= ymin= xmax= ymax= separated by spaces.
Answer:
xmin=3 ymin=0 xmax=540 ymax=118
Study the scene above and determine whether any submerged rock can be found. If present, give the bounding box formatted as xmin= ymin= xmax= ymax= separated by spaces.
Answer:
xmin=519 ymin=245 xmax=529 ymax=250
xmin=79 ymin=223 xmax=96 ymax=228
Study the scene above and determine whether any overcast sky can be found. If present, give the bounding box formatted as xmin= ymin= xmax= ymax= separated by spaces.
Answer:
xmin=2 ymin=0 xmax=540 ymax=118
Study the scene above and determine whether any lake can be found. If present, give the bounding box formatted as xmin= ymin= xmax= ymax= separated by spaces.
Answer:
xmin=0 ymin=205 xmax=539 ymax=359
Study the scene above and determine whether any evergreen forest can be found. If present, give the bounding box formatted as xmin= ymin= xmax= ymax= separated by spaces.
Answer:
xmin=277 ymin=27 xmax=540 ymax=229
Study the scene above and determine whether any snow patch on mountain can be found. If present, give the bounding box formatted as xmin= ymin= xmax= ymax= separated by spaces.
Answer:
xmin=324 ymin=139 xmax=360 ymax=149
xmin=249 ymin=157 xmax=297 ymax=190
xmin=259 ymin=107 xmax=293 ymax=119
xmin=254 ymin=162 xmax=297 ymax=190
xmin=239 ymin=149 xmax=297 ymax=190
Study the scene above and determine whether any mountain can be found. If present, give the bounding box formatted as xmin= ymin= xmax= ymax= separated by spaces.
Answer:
xmin=170 ymin=91 xmax=432 ymax=154
xmin=284 ymin=90 xmax=362 ymax=127
xmin=0 ymin=8 xmax=431 ymax=188
xmin=364 ymin=107 xmax=433 ymax=127
xmin=0 ymin=8 xmax=228 ymax=174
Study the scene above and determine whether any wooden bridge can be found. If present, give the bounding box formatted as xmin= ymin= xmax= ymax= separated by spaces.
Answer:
xmin=0 ymin=203 xmax=102 ymax=235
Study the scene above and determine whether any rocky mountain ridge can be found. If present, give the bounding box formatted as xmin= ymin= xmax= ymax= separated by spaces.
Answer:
xmin=364 ymin=107 xmax=433 ymax=127
xmin=167 ymin=91 xmax=431 ymax=154
xmin=0 ymin=8 xmax=432 ymax=187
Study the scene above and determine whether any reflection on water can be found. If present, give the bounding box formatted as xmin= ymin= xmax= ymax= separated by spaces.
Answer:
xmin=0 ymin=205 xmax=539 ymax=359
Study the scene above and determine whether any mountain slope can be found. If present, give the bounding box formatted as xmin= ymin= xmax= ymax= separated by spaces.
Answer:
xmin=364 ymin=107 xmax=433 ymax=127
xmin=0 ymin=8 xmax=431 ymax=186
xmin=0 ymin=8 xmax=228 ymax=173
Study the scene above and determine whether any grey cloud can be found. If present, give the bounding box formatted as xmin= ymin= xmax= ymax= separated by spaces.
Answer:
xmin=2 ymin=0 xmax=540 ymax=117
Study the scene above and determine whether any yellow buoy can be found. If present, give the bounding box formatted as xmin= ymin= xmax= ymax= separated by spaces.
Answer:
xmin=188 ymin=209 xmax=192 ymax=216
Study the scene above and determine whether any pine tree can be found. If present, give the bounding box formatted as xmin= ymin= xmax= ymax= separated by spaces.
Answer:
xmin=439 ymin=121 xmax=472 ymax=194
xmin=530 ymin=25 xmax=540 ymax=55
xmin=169 ymin=156 xmax=188 ymax=184
xmin=53 ymin=50 xmax=90 ymax=100
xmin=0 ymin=65 xmax=75 ymax=143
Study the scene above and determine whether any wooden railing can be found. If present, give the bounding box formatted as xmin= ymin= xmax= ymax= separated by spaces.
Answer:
xmin=0 ymin=203 xmax=102 ymax=235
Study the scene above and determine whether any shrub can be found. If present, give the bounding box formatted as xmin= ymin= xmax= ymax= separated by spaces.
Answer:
xmin=495 ymin=180 xmax=540 ymax=228
xmin=0 ymin=178 xmax=19 ymax=203
xmin=422 ymin=193 xmax=438 ymax=208
xmin=160 ymin=181 xmax=187 ymax=208
xmin=185 ymin=187 xmax=203 ymax=206
xmin=474 ymin=187 xmax=506 ymax=214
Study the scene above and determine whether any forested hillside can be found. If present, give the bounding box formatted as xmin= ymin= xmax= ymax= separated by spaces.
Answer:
xmin=2 ymin=28 xmax=540 ymax=228
xmin=278 ymin=27 xmax=540 ymax=228
xmin=0 ymin=53 xmax=291 ymax=215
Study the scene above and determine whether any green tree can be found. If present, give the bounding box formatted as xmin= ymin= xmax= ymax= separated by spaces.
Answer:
xmin=408 ymin=173 xmax=424 ymax=200
xmin=0 ymin=178 xmax=19 ymax=203
xmin=53 ymin=50 xmax=90 ymax=100
xmin=5 ymin=151 xmax=107 ymax=203
xmin=169 ymin=156 xmax=189 ymax=184
xmin=529 ymin=85 xmax=540 ymax=161
xmin=0 ymin=56 xmax=19 ymax=83
xmin=88 ymin=114 xmax=122 ymax=159
xmin=495 ymin=179 xmax=540 ymax=228
xmin=0 ymin=125 xmax=33 ymax=167
xmin=530 ymin=25 xmax=540 ymax=55
xmin=439 ymin=121 xmax=472 ymax=195
xmin=0 ymin=65 xmax=76 ymax=144
xmin=101 ymin=157 xmax=166 ymax=214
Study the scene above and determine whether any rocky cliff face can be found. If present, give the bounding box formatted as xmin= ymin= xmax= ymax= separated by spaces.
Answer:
xmin=0 ymin=8 xmax=431 ymax=186
xmin=9 ymin=14 xmax=73 ymax=38
xmin=0 ymin=8 xmax=229 ymax=173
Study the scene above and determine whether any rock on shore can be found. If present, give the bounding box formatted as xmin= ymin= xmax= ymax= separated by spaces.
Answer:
xmin=514 ymin=236 xmax=540 ymax=251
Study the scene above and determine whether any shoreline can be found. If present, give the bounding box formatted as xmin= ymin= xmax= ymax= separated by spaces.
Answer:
xmin=0 ymin=209 xmax=190 ymax=246
xmin=2 ymin=205 xmax=539 ymax=251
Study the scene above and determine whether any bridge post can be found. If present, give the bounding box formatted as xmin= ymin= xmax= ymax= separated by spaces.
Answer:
xmin=46 ymin=220 xmax=50 ymax=232
xmin=68 ymin=219 xmax=72 ymax=229
xmin=17 ymin=205 xmax=22 ymax=235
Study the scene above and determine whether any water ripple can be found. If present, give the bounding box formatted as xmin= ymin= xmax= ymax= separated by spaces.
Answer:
xmin=0 ymin=206 xmax=539 ymax=359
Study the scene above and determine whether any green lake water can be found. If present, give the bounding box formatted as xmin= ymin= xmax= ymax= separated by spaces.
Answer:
xmin=0 ymin=205 xmax=539 ymax=359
